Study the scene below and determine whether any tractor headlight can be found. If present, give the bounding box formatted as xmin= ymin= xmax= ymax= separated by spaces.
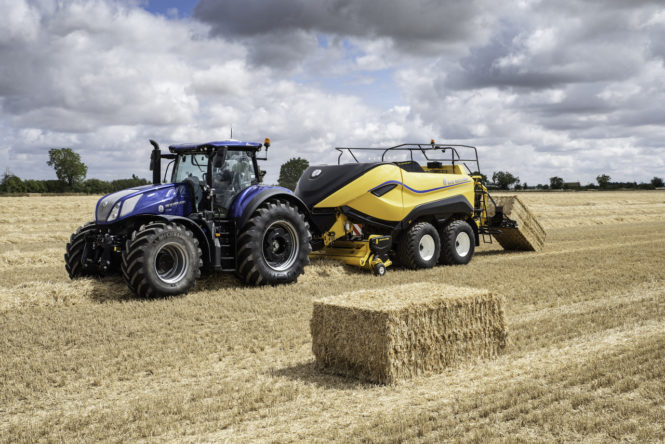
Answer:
xmin=120 ymin=195 xmax=141 ymax=217
xmin=107 ymin=201 xmax=122 ymax=222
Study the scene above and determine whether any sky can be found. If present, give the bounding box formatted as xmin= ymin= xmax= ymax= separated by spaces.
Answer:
xmin=1 ymin=0 xmax=664 ymax=186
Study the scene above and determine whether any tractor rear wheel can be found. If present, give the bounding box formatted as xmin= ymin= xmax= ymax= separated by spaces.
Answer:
xmin=439 ymin=220 xmax=475 ymax=265
xmin=121 ymin=222 xmax=202 ymax=298
xmin=237 ymin=200 xmax=311 ymax=285
xmin=65 ymin=222 xmax=98 ymax=278
xmin=398 ymin=221 xmax=440 ymax=269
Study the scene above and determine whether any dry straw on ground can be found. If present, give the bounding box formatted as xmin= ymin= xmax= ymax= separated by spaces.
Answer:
xmin=3 ymin=192 xmax=665 ymax=442
xmin=311 ymin=282 xmax=507 ymax=384
xmin=490 ymin=195 xmax=546 ymax=251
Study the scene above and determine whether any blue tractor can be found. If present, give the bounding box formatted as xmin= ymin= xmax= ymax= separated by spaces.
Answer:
xmin=65 ymin=139 xmax=312 ymax=297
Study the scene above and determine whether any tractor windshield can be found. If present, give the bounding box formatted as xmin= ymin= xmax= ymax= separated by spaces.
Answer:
xmin=172 ymin=154 xmax=209 ymax=183
xmin=213 ymin=150 xmax=256 ymax=212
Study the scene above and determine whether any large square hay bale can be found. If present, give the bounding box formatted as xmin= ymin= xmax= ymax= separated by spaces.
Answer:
xmin=310 ymin=282 xmax=507 ymax=384
xmin=489 ymin=195 xmax=546 ymax=251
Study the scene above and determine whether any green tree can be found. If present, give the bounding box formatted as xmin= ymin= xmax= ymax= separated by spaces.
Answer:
xmin=1 ymin=169 xmax=26 ymax=193
xmin=23 ymin=179 xmax=47 ymax=193
xmin=549 ymin=176 xmax=564 ymax=190
xmin=596 ymin=174 xmax=611 ymax=189
xmin=278 ymin=157 xmax=309 ymax=191
xmin=491 ymin=171 xmax=520 ymax=190
xmin=651 ymin=177 xmax=664 ymax=188
xmin=111 ymin=174 xmax=150 ymax=192
xmin=81 ymin=179 xmax=112 ymax=194
xmin=47 ymin=148 xmax=87 ymax=188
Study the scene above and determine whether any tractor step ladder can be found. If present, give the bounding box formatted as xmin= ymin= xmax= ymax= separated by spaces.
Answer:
xmin=217 ymin=220 xmax=236 ymax=271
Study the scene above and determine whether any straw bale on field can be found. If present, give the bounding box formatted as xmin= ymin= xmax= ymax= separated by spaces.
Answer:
xmin=490 ymin=195 xmax=546 ymax=251
xmin=311 ymin=282 xmax=507 ymax=384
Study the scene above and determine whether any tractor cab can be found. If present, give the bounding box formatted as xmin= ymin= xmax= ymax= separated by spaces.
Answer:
xmin=153 ymin=139 xmax=269 ymax=217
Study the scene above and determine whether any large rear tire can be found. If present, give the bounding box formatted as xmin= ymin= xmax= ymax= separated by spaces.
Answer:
xmin=121 ymin=222 xmax=202 ymax=298
xmin=237 ymin=200 xmax=311 ymax=285
xmin=398 ymin=221 xmax=440 ymax=269
xmin=65 ymin=222 xmax=98 ymax=278
xmin=439 ymin=220 xmax=475 ymax=265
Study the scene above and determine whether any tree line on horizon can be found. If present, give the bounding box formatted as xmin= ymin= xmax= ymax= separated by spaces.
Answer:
xmin=1 ymin=148 xmax=150 ymax=194
xmin=1 ymin=149 xmax=662 ymax=194
xmin=483 ymin=171 xmax=664 ymax=191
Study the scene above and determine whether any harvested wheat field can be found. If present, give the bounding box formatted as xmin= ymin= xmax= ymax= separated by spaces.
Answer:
xmin=1 ymin=191 xmax=665 ymax=442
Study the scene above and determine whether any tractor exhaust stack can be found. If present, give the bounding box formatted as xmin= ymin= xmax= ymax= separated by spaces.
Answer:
xmin=149 ymin=139 xmax=161 ymax=185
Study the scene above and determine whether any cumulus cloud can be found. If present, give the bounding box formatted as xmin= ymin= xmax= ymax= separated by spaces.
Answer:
xmin=193 ymin=0 xmax=501 ymax=69
xmin=393 ymin=0 xmax=665 ymax=183
xmin=0 ymin=0 xmax=431 ymax=182
xmin=1 ymin=0 xmax=664 ymax=187
xmin=194 ymin=0 xmax=495 ymax=46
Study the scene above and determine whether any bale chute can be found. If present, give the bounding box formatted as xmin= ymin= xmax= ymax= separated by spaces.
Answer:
xmin=488 ymin=195 xmax=546 ymax=252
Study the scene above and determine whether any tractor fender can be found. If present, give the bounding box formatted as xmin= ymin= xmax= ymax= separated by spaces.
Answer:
xmin=232 ymin=186 xmax=312 ymax=230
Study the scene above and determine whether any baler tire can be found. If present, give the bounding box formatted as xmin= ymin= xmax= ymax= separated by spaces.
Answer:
xmin=439 ymin=219 xmax=475 ymax=265
xmin=121 ymin=222 xmax=202 ymax=298
xmin=65 ymin=222 xmax=98 ymax=278
xmin=398 ymin=221 xmax=440 ymax=269
xmin=236 ymin=199 xmax=311 ymax=286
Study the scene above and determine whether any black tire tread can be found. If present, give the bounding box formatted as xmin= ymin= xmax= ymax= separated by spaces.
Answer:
xmin=439 ymin=219 xmax=475 ymax=265
xmin=397 ymin=221 xmax=440 ymax=269
xmin=64 ymin=222 xmax=97 ymax=278
xmin=236 ymin=200 xmax=311 ymax=286
xmin=121 ymin=222 xmax=202 ymax=298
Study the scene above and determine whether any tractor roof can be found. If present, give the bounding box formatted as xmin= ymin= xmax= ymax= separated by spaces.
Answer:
xmin=169 ymin=140 xmax=262 ymax=152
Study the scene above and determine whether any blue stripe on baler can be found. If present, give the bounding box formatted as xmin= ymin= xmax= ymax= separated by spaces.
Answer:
xmin=370 ymin=179 xmax=472 ymax=194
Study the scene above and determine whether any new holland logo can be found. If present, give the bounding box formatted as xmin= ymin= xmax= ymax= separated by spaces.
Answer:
xmin=442 ymin=178 xmax=469 ymax=186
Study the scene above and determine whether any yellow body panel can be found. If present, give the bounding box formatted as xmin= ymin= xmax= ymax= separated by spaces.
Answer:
xmin=314 ymin=163 xmax=475 ymax=222
xmin=399 ymin=170 xmax=475 ymax=221
xmin=315 ymin=164 xmax=404 ymax=220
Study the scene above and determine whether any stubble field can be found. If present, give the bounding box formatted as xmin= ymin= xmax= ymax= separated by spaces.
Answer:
xmin=1 ymin=191 xmax=665 ymax=442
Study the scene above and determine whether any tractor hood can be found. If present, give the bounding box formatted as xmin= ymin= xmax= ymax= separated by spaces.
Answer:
xmin=95 ymin=183 xmax=193 ymax=224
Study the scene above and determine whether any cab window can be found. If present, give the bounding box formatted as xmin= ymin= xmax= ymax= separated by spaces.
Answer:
xmin=173 ymin=154 xmax=208 ymax=183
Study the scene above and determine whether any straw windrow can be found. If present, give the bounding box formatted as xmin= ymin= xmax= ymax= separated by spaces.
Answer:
xmin=311 ymin=282 xmax=508 ymax=384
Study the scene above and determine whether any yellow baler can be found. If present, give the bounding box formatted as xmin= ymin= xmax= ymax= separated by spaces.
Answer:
xmin=295 ymin=142 xmax=539 ymax=275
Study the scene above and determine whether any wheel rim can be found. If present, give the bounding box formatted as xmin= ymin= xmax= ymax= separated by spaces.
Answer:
xmin=154 ymin=242 xmax=189 ymax=284
xmin=455 ymin=231 xmax=471 ymax=257
xmin=262 ymin=220 xmax=299 ymax=272
xmin=419 ymin=234 xmax=436 ymax=261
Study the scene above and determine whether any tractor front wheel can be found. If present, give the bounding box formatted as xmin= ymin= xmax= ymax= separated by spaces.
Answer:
xmin=121 ymin=222 xmax=202 ymax=298
xmin=398 ymin=221 xmax=441 ymax=269
xmin=237 ymin=200 xmax=311 ymax=285
xmin=65 ymin=222 xmax=99 ymax=278
xmin=439 ymin=220 xmax=475 ymax=265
